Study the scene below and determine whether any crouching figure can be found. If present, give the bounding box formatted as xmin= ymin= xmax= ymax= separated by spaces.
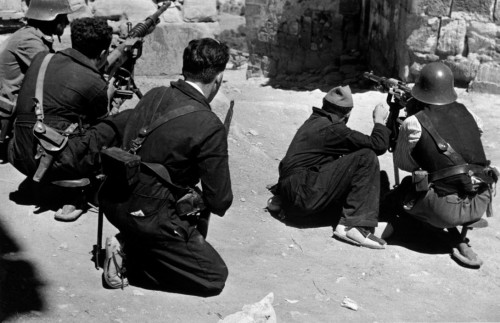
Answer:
xmin=99 ymin=38 xmax=233 ymax=296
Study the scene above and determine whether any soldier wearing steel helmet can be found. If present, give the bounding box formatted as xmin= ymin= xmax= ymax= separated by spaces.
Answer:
xmin=380 ymin=62 xmax=498 ymax=268
xmin=0 ymin=0 xmax=76 ymax=161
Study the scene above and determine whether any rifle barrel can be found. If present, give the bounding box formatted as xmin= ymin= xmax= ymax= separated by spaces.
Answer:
xmin=128 ymin=1 xmax=171 ymax=38
xmin=224 ymin=100 xmax=234 ymax=134
xmin=105 ymin=1 xmax=171 ymax=76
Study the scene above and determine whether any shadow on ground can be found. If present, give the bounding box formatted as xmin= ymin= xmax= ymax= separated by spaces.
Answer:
xmin=0 ymin=215 xmax=46 ymax=321
xmin=266 ymin=204 xmax=453 ymax=255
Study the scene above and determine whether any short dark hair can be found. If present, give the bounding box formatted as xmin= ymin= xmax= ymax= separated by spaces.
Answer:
xmin=182 ymin=38 xmax=230 ymax=84
xmin=71 ymin=18 xmax=112 ymax=60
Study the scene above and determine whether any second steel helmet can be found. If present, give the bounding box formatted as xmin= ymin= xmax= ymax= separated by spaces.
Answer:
xmin=25 ymin=0 xmax=77 ymax=21
xmin=411 ymin=62 xmax=457 ymax=105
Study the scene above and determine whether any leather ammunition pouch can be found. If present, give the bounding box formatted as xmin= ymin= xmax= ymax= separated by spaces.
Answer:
xmin=101 ymin=146 xmax=141 ymax=187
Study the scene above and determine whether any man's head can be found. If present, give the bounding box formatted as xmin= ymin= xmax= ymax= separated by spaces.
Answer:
xmin=411 ymin=62 xmax=457 ymax=105
xmin=25 ymin=0 xmax=76 ymax=36
xmin=322 ymin=85 xmax=354 ymax=118
xmin=182 ymin=38 xmax=229 ymax=101
xmin=71 ymin=18 xmax=113 ymax=61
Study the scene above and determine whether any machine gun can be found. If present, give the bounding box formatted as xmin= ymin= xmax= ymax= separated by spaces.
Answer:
xmin=105 ymin=1 xmax=172 ymax=110
xmin=363 ymin=72 xmax=412 ymax=152
xmin=363 ymin=72 xmax=413 ymax=185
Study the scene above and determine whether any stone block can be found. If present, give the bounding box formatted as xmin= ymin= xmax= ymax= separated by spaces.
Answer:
xmin=161 ymin=2 xmax=183 ymax=23
xmin=469 ymin=81 xmax=500 ymax=94
xmin=68 ymin=3 xmax=93 ymax=21
xmin=413 ymin=0 xmax=452 ymax=16
xmin=409 ymin=61 xmax=425 ymax=79
xmin=135 ymin=22 xmax=219 ymax=76
xmin=436 ymin=18 xmax=466 ymax=57
xmin=218 ymin=0 xmax=245 ymax=15
xmin=183 ymin=0 xmax=217 ymax=22
xmin=467 ymin=31 xmax=495 ymax=55
xmin=444 ymin=56 xmax=480 ymax=82
xmin=495 ymin=1 xmax=500 ymax=24
xmin=91 ymin=0 xmax=157 ymax=22
xmin=468 ymin=21 xmax=497 ymax=38
xmin=406 ymin=17 xmax=439 ymax=54
xmin=245 ymin=3 xmax=263 ymax=17
xmin=411 ymin=52 xmax=440 ymax=64
xmin=452 ymin=0 xmax=494 ymax=17
xmin=0 ymin=0 xmax=22 ymax=11
xmin=0 ymin=10 xmax=24 ymax=20
xmin=474 ymin=62 xmax=500 ymax=83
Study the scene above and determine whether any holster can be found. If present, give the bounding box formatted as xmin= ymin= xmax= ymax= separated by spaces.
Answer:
xmin=176 ymin=187 xmax=206 ymax=217
xmin=32 ymin=121 xmax=77 ymax=182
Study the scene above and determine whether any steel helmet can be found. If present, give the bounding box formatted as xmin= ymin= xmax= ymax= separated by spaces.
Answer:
xmin=411 ymin=62 xmax=457 ymax=105
xmin=25 ymin=0 xmax=77 ymax=21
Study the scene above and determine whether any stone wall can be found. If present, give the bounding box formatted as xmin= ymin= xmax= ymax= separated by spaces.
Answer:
xmin=246 ymin=0 xmax=500 ymax=93
xmin=245 ymin=0 xmax=366 ymax=87
xmin=367 ymin=0 xmax=500 ymax=93
xmin=0 ymin=0 xmax=220 ymax=76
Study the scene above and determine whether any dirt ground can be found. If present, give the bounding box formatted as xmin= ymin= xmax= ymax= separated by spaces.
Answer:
xmin=1 ymin=67 xmax=500 ymax=323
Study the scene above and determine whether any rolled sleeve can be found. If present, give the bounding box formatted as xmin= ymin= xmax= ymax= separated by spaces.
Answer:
xmin=394 ymin=115 xmax=421 ymax=172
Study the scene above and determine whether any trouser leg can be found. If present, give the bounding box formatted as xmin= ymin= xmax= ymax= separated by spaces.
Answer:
xmin=281 ymin=149 xmax=381 ymax=227
xmin=126 ymin=225 xmax=228 ymax=297
xmin=336 ymin=149 xmax=381 ymax=228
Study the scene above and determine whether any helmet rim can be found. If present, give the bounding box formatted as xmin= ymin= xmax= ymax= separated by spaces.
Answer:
xmin=411 ymin=62 xmax=458 ymax=106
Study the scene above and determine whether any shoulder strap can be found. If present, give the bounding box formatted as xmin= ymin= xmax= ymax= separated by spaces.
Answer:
xmin=34 ymin=53 xmax=54 ymax=122
xmin=130 ymin=95 xmax=204 ymax=191
xmin=415 ymin=111 xmax=466 ymax=165
xmin=144 ymin=105 xmax=200 ymax=137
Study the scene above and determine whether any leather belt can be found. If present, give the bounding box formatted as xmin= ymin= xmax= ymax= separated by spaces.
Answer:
xmin=429 ymin=164 xmax=486 ymax=182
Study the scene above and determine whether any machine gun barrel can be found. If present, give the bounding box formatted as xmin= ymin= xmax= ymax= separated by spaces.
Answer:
xmin=106 ymin=1 xmax=171 ymax=77
xmin=363 ymin=72 xmax=411 ymax=94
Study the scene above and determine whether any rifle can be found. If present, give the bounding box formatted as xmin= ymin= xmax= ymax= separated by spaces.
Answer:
xmin=105 ymin=1 xmax=172 ymax=110
xmin=197 ymin=100 xmax=235 ymax=239
xmin=363 ymin=72 xmax=413 ymax=185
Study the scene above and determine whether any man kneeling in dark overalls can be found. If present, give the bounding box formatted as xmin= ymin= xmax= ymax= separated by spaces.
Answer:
xmin=99 ymin=38 xmax=233 ymax=296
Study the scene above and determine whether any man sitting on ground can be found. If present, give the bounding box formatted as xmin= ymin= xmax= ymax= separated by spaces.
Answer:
xmin=270 ymin=85 xmax=391 ymax=249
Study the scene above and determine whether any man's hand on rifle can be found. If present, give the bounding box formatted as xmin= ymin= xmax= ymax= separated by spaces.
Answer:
xmin=106 ymin=78 xmax=124 ymax=115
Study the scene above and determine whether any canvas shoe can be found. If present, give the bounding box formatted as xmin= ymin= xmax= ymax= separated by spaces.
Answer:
xmin=103 ymin=235 xmax=129 ymax=289
xmin=333 ymin=224 xmax=387 ymax=249
xmin=346 ymin=227 xmax=387 ymax=249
